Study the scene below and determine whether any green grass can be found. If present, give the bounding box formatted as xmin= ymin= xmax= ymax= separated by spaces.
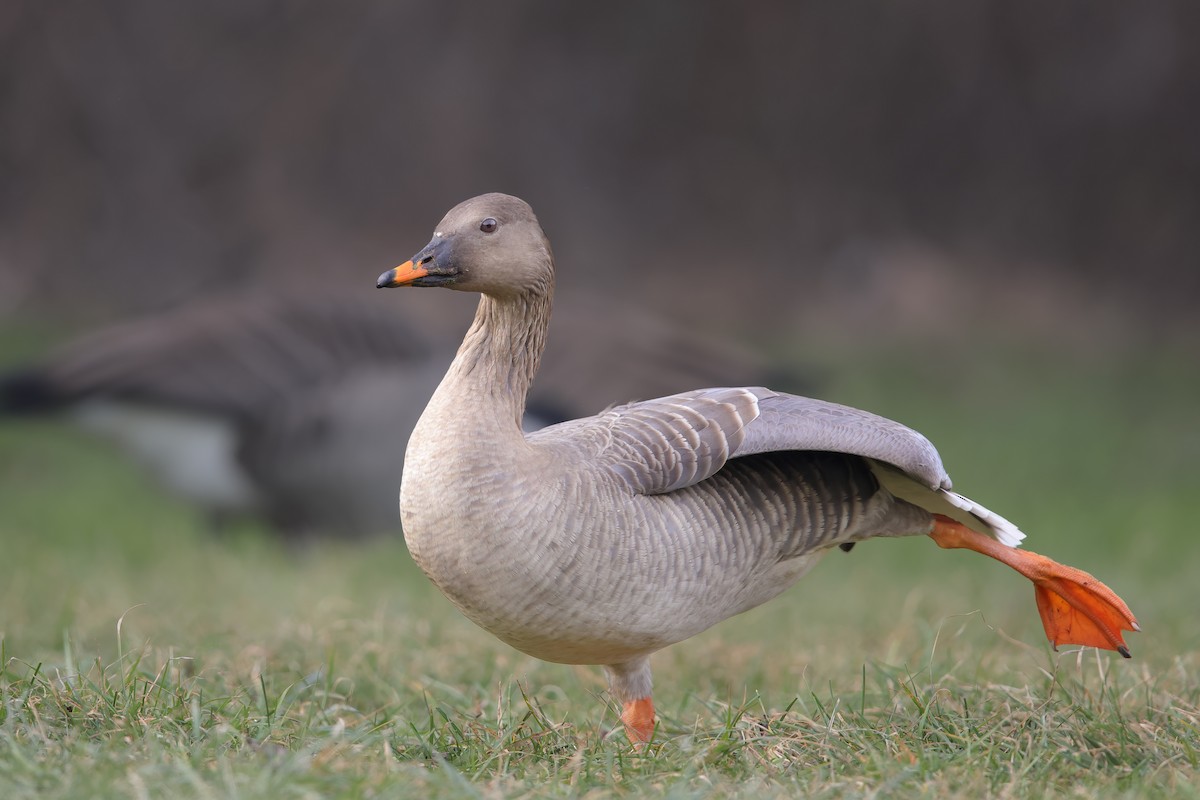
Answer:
xmin=1 ymin=339 xmax=1197 ymax=798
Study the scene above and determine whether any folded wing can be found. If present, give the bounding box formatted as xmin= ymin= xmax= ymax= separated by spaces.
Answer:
xmin=589 ymin=386 xmax=1025 ymax=546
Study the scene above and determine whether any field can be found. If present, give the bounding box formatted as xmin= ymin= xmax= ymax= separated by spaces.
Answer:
xmin=1 ymin=334 xmax=1197 ymax=799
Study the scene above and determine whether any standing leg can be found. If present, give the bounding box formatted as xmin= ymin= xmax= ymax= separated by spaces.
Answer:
xmin=604 ymin=657 xmax=656 ymax=745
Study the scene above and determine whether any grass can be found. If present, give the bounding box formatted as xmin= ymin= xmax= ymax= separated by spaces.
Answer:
xmin=1 ymin=334 xmax=1198 ymax=798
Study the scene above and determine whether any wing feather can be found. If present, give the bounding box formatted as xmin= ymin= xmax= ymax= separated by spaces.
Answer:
xmin=734 ymin=388 xmax=950 ymax=490
xmin=579 ymin=386 xmax=1026 ymax=546
xmin=600 ymin=387 xmax=759 ymax=495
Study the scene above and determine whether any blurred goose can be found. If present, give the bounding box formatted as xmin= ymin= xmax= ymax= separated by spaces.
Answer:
xmin=1 ymin=290 xmax=791 ymax=538
xmin=378 ymin=193 xmax=1138 ymax=744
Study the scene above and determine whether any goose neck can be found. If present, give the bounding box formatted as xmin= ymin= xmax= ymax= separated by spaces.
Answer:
xmin=442 ymin=289 xmax=552 ymax=430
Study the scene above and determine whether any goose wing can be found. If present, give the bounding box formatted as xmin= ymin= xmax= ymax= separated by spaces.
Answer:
xmin=562 ymin=386 xmax=1024 ymax=546
xmin=2 ymin=292 xmax=432 ymax=422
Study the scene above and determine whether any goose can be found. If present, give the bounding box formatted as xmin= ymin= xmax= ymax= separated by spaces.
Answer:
xmin=1 ymin=290 xmax=788 ymax=538
xmin=377 ymin=193 xmax=1138 ymax=744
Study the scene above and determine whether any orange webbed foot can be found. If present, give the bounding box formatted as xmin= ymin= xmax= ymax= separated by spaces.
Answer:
xmin=1030 ymin=560 xmax=1140 ymax=656
xmin=930 ymin=515 xmax=1139 ymax=656
xmin=620 ymin=697 xmax=656 ymax=746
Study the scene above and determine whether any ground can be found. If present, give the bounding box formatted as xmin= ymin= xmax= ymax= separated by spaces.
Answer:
xmin=0 ymin=335 xmax=1197 ymax=799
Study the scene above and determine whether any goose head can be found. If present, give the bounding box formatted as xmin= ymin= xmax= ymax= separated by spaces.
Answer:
xmin=377 ymin=193 xmax=553 ymax=298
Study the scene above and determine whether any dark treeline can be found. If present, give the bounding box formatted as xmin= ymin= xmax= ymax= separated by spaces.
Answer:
xmin=1 ymin=1 xmax=1196 ymax=338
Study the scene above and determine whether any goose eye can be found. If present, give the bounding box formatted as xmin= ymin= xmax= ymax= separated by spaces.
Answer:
xmin=480 ymin=217 xmax=498 ymax=233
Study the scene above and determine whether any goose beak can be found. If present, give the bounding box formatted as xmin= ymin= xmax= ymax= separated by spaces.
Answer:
xmin=377 ymin=237 xmax=458 ymax=288
xmin=376 ymin=260 xmax=428 ymax=288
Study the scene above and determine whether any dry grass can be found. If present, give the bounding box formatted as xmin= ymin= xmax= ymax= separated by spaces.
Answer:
xmin=1 ymin=341 xmax=1197 ymax=798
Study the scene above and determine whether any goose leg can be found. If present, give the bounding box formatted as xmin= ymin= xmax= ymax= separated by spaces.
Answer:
xmin=605 ymin=658 xmax=655 ymax=745
xmin=620 ymin=697 xmax=656 ymax=744
xmin=929 ymin=515 xmax=1139 ymax=656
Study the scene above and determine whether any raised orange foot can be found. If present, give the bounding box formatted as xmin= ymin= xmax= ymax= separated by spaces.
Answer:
xmin=930 ymin=515 xmax=1139 ymax=656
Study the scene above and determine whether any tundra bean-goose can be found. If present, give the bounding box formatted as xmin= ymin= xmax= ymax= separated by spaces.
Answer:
xmin=377 ymin=193 xmax=1138 ymax=744
xmin=1 ymin=291 xmax=788 ymax=538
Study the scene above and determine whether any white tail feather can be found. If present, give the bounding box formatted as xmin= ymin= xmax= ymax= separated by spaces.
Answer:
xmin=868 ymin=460 xmax=1028 ymax=548
xmin=943 ymin=490 xmax=1026 ymax=547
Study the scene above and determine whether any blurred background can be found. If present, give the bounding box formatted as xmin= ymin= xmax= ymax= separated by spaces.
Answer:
xmin=0 ymin=1 xmax=1197 ymax=547
xmin=1 ymin=0 xmax=1198 ymax=345
xmin=0 ymin=0 xmax=1198 ymax=741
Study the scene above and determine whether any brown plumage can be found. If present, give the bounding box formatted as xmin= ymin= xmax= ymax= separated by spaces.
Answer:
xmin=380 ymin=193 xmax=1138 ymax=743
